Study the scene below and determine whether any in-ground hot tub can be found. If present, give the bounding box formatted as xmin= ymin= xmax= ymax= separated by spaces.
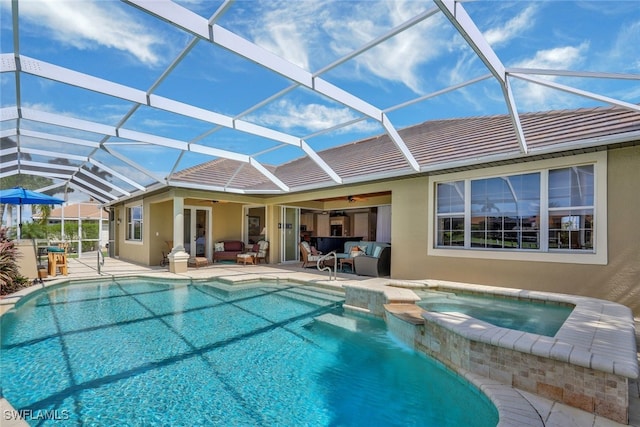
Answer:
xmin=343 ymin=279 xmax=639 ymax=425
xmin=414 ymin=288 xmax=574 ymax=337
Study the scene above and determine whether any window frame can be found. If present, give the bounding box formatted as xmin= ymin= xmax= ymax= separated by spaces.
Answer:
xmin=126 ymin=204 xmax=143 ymax=243
xmin=428 ymin=152 xmax=607 ymax=265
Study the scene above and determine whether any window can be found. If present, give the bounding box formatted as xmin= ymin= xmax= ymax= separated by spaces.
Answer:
xmin=127 ymin=205 xmax=143 ymax=241
xmin=435 ymin=164 xmax=596 ymax=254
xmin=548 ymin=165 xmax=594 ymax=250
xmin=470 ymin=173 xmax=540 ymax=249
xmin=436 ymin=181 xmax=465 ymax=247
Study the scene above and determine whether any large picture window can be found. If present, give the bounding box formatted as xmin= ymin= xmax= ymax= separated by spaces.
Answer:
xmin=435 ymin=164 xmax=595 ymax=253
xmin=127 ymin=205 xmax=143 ymax=241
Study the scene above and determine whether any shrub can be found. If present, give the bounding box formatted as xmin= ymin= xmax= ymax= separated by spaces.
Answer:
xmin=0 ymin=228 xmax=29 ymax=296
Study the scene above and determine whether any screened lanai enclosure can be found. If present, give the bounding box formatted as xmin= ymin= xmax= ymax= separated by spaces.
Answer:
xmin=1 ymin=0 xmax=638 ymax=207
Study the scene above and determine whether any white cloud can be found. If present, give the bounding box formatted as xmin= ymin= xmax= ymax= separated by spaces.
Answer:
xmin=244 ymin=0 xmax=447 ymax=94
xmin=514 ymin=44 xmax=588 ymax=70
xmin=249 ymin=99 xmax=377 ymax=134
xmin=511 ymin=43 xmax=589 ymax=110
xmin=609 ymin=20 xmax=640 ymax=72
xmin=14 ymin=0 xmax=163 ymax=66
xmin=323 ymin=0 xmax=447 ymax=94
xmin=246 ymin=0 xmax=328 ymax=70
xmin=484 ymin=5 xmax=537 ymax=47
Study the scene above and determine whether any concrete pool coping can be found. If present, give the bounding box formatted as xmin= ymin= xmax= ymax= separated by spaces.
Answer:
xmin=1 ymin=260 xmax=638 ymax=426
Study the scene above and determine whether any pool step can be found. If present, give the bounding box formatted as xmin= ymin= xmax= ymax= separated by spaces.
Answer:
xmin=278 ymin=287 xmax=344 ymax=307
xmin=314 ymin=313 xmax=359 ymax=332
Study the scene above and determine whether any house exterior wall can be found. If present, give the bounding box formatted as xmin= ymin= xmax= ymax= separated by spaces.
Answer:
xmin=110 ymin=145 xmax=639 ymax=315
xmin=390 ymin=145 xmax=640 ymax=315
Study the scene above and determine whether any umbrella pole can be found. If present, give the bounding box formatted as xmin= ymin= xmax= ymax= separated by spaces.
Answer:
xmin=18 ymin=203 xmax=22 ymax=240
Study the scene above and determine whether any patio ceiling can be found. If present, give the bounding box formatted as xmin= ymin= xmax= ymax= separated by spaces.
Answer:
xmin=1 ymin=0 xmax=639 ymax=204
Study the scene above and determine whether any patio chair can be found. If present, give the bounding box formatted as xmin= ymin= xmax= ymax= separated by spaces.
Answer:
xmin=299 ymin=241 xmax=323 ymax=268
xmin=245 ymin=240 xmax=269 ymax=264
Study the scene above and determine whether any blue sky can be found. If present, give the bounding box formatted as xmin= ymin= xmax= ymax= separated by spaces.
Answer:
xmin=1 ymin=0 xmax=639 ymax=200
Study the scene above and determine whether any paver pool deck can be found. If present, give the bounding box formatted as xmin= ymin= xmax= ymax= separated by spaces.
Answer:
xmin=1 ymin=257 xmax=638 ymax=427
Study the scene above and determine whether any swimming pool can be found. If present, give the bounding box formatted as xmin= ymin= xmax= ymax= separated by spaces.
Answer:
xmin=415 ymin=289 xmax=574 ymax=336
xmin=1 ymin=279 xmax=498 ymax=426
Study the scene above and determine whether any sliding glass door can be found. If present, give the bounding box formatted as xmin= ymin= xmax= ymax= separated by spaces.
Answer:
xmin=280 ymin=206 xmax=300 ymax=262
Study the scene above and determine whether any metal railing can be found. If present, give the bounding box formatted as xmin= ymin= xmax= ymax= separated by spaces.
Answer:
xmin=97 ymin=249 xmax=105 ymax=274
xmin=317 ymin=251 xmax=337 ymax=281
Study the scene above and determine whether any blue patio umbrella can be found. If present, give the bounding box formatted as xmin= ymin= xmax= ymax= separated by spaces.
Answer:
xmin=0 ymin=187 xmax=64 ymax=239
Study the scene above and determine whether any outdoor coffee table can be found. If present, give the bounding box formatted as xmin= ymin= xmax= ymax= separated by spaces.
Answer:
xmin=236 ymin=253 xmax=255 ymax=265
xmin=339 ymin=257 xmax=354 ymax=273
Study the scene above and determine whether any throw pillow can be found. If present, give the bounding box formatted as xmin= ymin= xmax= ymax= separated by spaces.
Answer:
xmin=215 ymin=242 xmax=225 ymax=252
xmin=373 ymin=246 xmax=383 ymax=258
xmin=358 ymin=245 xmax=369 ymax=255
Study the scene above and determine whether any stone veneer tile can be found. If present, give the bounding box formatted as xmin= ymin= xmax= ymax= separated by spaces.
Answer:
xmin=595 ymin=397 xmax=628 ymax=424
xmin=537 ymin=382 xmax=564 ymax=401
xmin=564 ymin=389 xmax=595 ymax=412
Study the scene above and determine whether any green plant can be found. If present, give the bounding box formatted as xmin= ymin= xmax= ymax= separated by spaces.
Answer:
xmin=0 ymin=228 xmax=29 ymax=296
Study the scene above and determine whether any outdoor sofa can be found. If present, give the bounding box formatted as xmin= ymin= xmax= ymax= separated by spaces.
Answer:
xmin=213 ymin=240 xmax=244 ymax=262
xmin=336 ymin=240 xmax=391 ymax=277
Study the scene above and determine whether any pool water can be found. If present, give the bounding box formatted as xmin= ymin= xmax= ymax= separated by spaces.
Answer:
xmin=1 ymin=279 xmax=498 ymax=426
xmin=416 ymin=290 xmax=574 ymax=337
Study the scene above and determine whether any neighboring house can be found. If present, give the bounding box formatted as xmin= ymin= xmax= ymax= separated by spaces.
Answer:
xmin=34 ymin=202 xmax=110 ymax=252
xmin=109 ymin=106 xmax=640 ymax=315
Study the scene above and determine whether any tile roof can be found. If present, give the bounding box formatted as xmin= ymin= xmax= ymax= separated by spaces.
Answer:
xmin=170 ymin=106 xmax=640 ymax=192
xmin=37 ymin=202 xmax=108 ymax=220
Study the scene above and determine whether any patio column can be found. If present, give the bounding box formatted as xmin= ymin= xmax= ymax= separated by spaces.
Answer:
xmin=168 ymin=196 xmax=189 ymax=273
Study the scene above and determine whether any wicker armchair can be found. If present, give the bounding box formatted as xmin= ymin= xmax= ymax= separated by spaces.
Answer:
xmin=299 ymin=241 xmax=323 ymax=268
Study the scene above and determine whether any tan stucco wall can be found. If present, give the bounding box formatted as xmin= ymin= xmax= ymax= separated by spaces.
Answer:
xmin=390 ymin=145 xmax=640 ymax=315
xmin=148 ymin=201 xmax=173 ymax=266
xmin=115 ymin=204 xmax=147 ymax=265
xmin=212 ymin=203 xmax=244 ymax=242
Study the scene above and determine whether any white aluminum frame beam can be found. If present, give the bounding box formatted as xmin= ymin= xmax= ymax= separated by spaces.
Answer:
xmin=18 ymin=161 xmax=79 ymax=174
xmin=435 ymin=0 xmax=528 ymax=154
xmin=509 ymin=73 xmax=640 ymax=113
xmin=72 ymin=176 xmax=119 ymax=201
xmin=66 ymin=181 xmax=112 ymax=203
xmin=20 ymin=147 xmax=87 ymax=163
xmin=19 ymin=129 xmax=101 ymax=148
xmin=89 ymin=159 xmax=147 ymax=192
xmin=506 ymin=68 xmax=640 ymax=81
xmin=76 ymin=169 xmax=131 ymax=198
